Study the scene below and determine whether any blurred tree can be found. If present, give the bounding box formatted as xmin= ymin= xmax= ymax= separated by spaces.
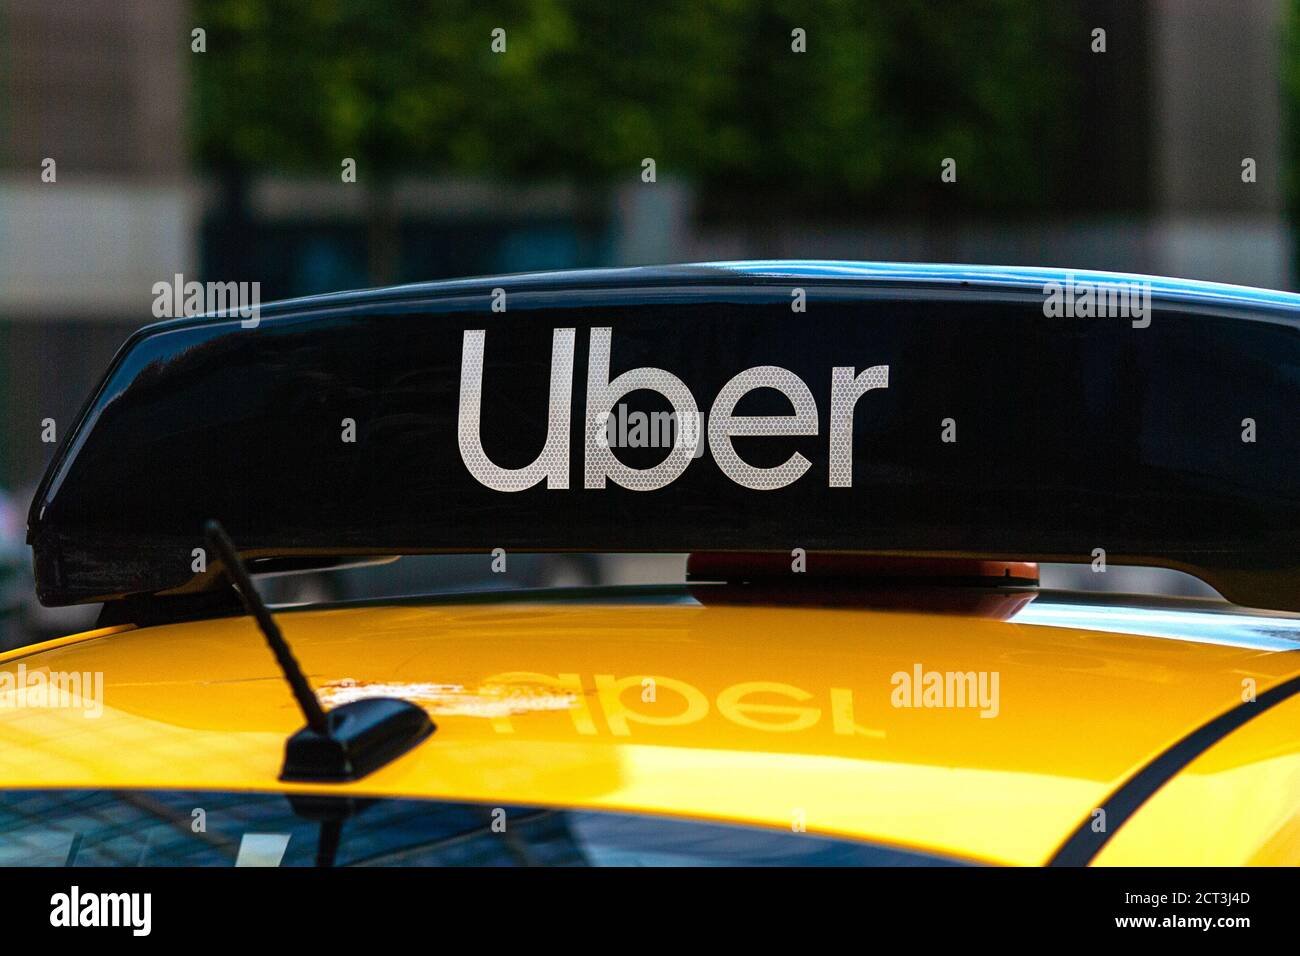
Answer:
xmin=193 ymin=0 xmax=1078 ymax=277
xmin=1286 ymin=1 xmax=1300 ymax=218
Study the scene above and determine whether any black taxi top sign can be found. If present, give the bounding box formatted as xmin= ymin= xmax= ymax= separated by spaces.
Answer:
xmin=28 ymin=262 xmax=1300 ymax=611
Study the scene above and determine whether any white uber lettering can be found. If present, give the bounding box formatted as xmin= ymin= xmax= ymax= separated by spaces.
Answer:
xmin=828 ymin=365 xmax=890 ymax=487
xmin=708 ymin=367 xmax=818 ymax=490
xmin=458 ymin=328 xmax=574 ymax=491
xmin=459 ymin=327 xmax=888 ymax=492
xmin=585 ymin=327 xmax=700 ymax=491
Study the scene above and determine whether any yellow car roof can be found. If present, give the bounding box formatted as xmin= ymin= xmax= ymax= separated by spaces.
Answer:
xmin=2 ymin=594 xmax=1298 ymax=866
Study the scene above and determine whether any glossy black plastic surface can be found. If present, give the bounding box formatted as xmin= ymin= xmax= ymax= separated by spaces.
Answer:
xmin=280 ymin=698 xmax=435 ymax=783
xmin=28 ymin=265 xmax=1300 ymax=610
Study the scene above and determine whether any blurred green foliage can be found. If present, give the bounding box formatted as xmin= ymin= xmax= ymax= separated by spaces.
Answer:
xmin=1286 ymin=0 xmax=1300 ymax=213
xmin=193 ymin=0 xmax=1077 ymax=215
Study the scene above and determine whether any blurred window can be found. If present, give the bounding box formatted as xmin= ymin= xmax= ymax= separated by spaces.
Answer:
xmin=0 ymin=789 xmax=969 ymax=867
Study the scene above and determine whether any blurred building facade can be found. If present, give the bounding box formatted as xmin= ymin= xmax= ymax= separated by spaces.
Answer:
xmin=0 ymin=0 xmax=196 ymax=488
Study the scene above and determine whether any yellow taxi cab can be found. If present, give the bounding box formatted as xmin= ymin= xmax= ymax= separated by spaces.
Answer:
xmin=6 ymin=261 xmax=1300 ymax=869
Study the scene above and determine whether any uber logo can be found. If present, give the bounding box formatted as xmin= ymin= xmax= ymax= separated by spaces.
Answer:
xmin=458 ymin=328 xmax=888 ymax=491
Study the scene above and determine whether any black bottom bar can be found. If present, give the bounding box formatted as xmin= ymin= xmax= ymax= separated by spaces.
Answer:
xmin=4 ymin=866 xmax=1287 ymax=941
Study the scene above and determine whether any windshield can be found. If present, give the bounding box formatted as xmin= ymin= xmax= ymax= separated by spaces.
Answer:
xmin=0 ymin=789 xmax=968 ymax=867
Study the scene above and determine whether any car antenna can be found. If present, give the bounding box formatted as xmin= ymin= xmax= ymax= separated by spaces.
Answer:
xmin=204 ymin=520 xmax=435 ymax=782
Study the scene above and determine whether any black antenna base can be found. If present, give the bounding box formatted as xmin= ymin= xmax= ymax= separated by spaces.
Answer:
xmin=201 ymin=519 xmax=436 ymax=784
xmin=281 ymin=697 xmax=435 ymax=783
